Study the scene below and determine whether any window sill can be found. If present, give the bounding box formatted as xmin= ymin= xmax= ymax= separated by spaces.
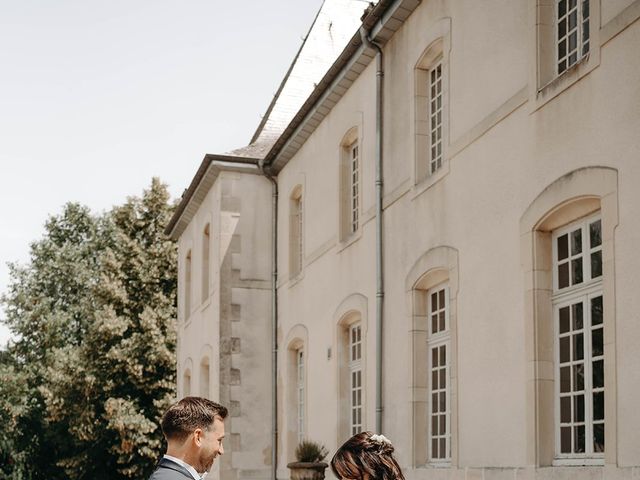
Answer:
xmin=337 ymin=229 xmax=362 ymax=253
xmin=416 ymin=462 xmax=451 ymax=469
xmin=551 ymin=458 xmax=604 ymax=467
xmin=532 ymin=51 xmax=599 ymax=112
xmin=199 ymin=297 xmax=212 ymax=312
xmin=411 ymin=161 xmax=450 ymax=201
xmin=288 ymin=270 xmax=304 ymax=288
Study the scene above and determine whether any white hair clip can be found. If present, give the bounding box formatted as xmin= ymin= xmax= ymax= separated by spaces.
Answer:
xmin=370 ymin=434 xmax=391 ymax=445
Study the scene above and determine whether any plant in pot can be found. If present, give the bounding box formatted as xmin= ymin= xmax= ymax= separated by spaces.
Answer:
xmin=287 ymin=440 xmax=329 ymax=480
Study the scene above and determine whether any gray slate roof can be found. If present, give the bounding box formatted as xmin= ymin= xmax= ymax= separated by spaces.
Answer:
xmin=167 ymin=0 xmax=424 ymax=239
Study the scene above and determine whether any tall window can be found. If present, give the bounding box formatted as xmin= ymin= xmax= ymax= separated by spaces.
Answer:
xmin=340 ymin=128 xmax=360 ymax=241
xmin=414 ymin=35 xmax=448 ymax=183
xmin=290 ymin=188 xmax=303 ymax=277
xmin=296 ymin=348 xmax=305 ymax=443
xmin=428 ymin=58 xmax=443 ymax=174
xmin=557 ymin=0 xmax=590 ymax=75
xmin=202 ymin=224 xmax=210 ymax=302
xmin=349 ymin=323 xmax=363 ymax=435
xmin=185 ymin=250 xmax=192 ymax=320
xmin=183 ymin=369 xmax=191 ymax=397
xmin=552 ymin=214 xmax=603 ymax=460
xmin=200 ymin=357 xmax=210 ymax=399
xmin=427 ymin=284 xmax=450 ymax=463
xmin=350 ymin=142 xmax=359 ymax=235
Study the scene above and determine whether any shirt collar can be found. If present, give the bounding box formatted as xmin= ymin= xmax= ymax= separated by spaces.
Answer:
xmin=163 ymin=454 xmax=202 ymax=480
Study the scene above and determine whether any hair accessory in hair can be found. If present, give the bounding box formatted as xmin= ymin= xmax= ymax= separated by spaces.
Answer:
xmin=370 ymin=433 xmax=391 ymax=445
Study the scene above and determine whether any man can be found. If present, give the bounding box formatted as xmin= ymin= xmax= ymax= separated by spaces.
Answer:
xmin=149 ymin=397 xmax=228 ymax=480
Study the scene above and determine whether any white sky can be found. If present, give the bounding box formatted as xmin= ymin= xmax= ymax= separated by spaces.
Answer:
xmin=0 ymin=0 xmax=324 ymax=347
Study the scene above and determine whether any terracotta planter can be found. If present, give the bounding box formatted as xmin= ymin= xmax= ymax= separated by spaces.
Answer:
xmin=286 ymin=462 xmax=328 ymax=480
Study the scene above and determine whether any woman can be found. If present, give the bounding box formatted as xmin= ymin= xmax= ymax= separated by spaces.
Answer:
xmin=330 ymin=432 xmax=405 ymax=480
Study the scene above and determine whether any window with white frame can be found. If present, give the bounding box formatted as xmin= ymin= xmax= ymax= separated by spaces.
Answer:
xmin=427 ymin=284 xmax=450 ymax=463
xmin=552 ymin=214 xmax=604 ymax=460
xmin=428 ymin=58 xmax=443 ymax=174
xmin=297 ymin=198 xmax=303 ymax=272
xmin=296 ymin=348 xmax=305 ymax=443
xmin=557 ymin=0 xmax=590 ymax=75
xmin=350 ymin=142 xmax=359 ymax=235
xmin=349 ymin=323 xmax=363 ymax=435
xmin=414 ymin=35 xmax=448 ymax=184
xmin=202 ymin=224 xmax=210 ymax=302
xmin=290 ymin=189 xmax=303 ymax=277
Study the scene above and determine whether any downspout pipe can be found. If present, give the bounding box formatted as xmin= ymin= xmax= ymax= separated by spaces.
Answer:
xmin=258 ymin=159 xmax=279 ymax=480
xmin=359 ymin=26 xmax=385 ymax=435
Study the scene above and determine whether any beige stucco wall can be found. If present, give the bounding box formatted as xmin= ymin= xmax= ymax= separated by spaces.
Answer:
xmin=273 ymin=0 xmax=640 ymax=478
xmin=175 ymin=1 xmax=640 ymax=480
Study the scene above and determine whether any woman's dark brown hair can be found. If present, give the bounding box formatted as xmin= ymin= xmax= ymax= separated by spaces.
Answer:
xmin=330 ymin=432 xmax=405 ymax=480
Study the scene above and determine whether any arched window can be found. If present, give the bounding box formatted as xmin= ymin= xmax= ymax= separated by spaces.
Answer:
xmin=296 ymin=347 xmax=305 ymax=443
xmin=334 ymin=293 xmax=368 ymax=442
xmin=406 ymin=246 xmax=459 ymax=467
xmin=200 ymin=356 xmax=210 ymax=399
xmin=424 ymin=281 xmax=450 ymax=463
xmin=415 ymin=37 xmax=449 ymax=183
xmin=289 ymin=186 xmax=304 ymax=278
xmin=339 ymin=128 xmax=360 ymax=241
xmin=348 ymin=321 xmax=363 ymax=436
xmin=520 ymin=167 xmax=618 ymax=466
xmin=184 ymin=250 xmax=192 ymax=320
xmin=183 ymin=368 xmax=191 ymax=397
xmin=552 ymin=214 xmax=603 ymax=458
xmin=202 ymin=224 xmax=210 ymax=302
xmin=285 ymin=325 xmax=308 ymax=458
xmin=534 ymin=0 xmax=598 ymax=88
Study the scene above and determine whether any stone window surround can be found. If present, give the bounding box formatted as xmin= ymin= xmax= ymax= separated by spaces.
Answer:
xmin=285 ymin=324 xmax=309 ymax=460
xmin=412 ymin=18 xmax=452 ymax=193
xmin=333 ymin=293 xmax=368 ymax=443
xmin=289 ymin=185 xmax=304 ymax=280
xmin=405 ymin=246 xmax=459 ymax=468
xmin=199 ymin=343 xmax=213 ymax=400
xmin=339 ymin=126 xmax=362 ymax=245
xmin=520 ymin=166 xmax=618 ymax=466
xmin=182 ymin=357 xmax=193 ymax=398
xmin=184 ymin=249 xmax=192 ymax=322
xmin=529 ymin=0 xmax=601 ymax=110
xmin=202 ymin=223 xmax=211 ymax=303
xmin=199 ymin=355 xmax=211 ymax=399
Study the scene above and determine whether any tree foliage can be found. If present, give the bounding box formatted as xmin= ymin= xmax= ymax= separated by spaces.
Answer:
xmin=0 ymin=179 xmax=177 ymax=480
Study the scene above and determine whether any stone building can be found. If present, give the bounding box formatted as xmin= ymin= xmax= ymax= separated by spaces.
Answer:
xmin=165 ymin=1 xmax=640 ymax=480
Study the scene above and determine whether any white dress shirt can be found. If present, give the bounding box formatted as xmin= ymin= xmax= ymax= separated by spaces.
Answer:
xmin=163 ymin=454 xmax=202 ymax=480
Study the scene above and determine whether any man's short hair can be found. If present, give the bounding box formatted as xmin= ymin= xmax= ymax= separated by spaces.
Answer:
xmin=161 ymin=397 xmax=228 ymax=442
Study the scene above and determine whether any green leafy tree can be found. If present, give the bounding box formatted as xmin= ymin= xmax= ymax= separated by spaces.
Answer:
xmin=0 ymin=178 xmax=177 ymax=480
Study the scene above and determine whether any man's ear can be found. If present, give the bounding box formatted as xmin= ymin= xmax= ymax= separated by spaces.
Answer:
xmin=193 ymin=428 xmax=204 ymax=447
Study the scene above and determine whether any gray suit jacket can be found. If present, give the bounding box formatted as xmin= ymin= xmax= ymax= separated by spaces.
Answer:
xmin=148 ymin=457 xmax=195 ymax=480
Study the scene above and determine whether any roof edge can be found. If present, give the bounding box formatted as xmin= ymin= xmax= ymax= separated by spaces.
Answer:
xmin=165 ymin=154 xmax=260 ymax=239
xmin=263 ymin=0 xmax=412 ymax=169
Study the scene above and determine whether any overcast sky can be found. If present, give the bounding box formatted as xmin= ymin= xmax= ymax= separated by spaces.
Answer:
xmin=0 ymin=0 xmax=325 ymax=347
